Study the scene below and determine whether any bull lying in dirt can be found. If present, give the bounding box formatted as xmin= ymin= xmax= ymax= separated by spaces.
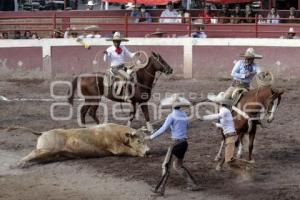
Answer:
xmin=16 ymin=123 xmax=149 ymax=166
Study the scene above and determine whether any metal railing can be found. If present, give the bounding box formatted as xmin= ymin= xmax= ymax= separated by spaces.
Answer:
xmin=0 ymin=13 xmax=299 ymax=38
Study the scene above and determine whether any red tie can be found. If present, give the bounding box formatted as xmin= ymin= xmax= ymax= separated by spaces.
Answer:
xmin=115 ymin=47 xmax=122 ymax=55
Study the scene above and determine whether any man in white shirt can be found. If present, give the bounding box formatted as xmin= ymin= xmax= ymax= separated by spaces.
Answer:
xmin=201 ymin=92 xmax=252 ymax=172
xmin=104 ymin=31 xmax=135 ymax=102
xmin=159 ymin=1 xmax=178 ymax=23
xmin=103 ymin=31 xmax=134 ymax=79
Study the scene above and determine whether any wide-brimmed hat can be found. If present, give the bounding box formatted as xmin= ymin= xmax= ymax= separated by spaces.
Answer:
xmin=240 ymin=48 xmax=263 ymax=59
xmin=106 ymin=31 xmax=129 ymax=41
xmin=149 ymin=28 xmax=165 ymax=36
xmin=87 ymin=0 xmax=95 ymax=6
xmin=160 ymin=94 xmax=191 ymax=109
xmin=84 ymin=25 xmax=99 ymax=31
xmin=125 ymin=2 xmax=137 ymax=9
xmin=288 ymin=27 xmax=296 ymax=34
xmin=207 ymin=92 xmax=232 ymax=105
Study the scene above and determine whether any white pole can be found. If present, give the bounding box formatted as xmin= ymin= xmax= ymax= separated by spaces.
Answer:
xmin=187 ymin=0 xmax=191 ymax=10
xmin=105 ymin=1 xmax=109 ymax=10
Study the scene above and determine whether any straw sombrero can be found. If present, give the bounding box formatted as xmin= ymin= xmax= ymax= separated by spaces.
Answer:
xmin=240 ymin=48 xmax=263 ymax=59
xmin=207 ymin=92 xmax=232 ymax=105
xmin=84 ymin=25 xmax=99 ymax=31
xmin=288 ymin=27 xmax=296 ymax=35
xmin=160 ymin=94 xmax=191 ymax=109
xmin=106 ymin=31 xmax=129 ymax=41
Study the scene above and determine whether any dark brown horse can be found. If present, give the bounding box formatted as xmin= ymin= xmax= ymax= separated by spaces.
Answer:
xmin=215 ymin=86 xmax=284 ymax=166
xmin=68 ymin=52 xmax=173 ymax=131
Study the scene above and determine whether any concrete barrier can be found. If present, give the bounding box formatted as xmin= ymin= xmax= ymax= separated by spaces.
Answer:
xmin=0 ymin=38 xmax=300 ymax=79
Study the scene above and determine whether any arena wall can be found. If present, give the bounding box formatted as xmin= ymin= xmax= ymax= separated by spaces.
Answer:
xmin=0 ymin=38 xmax=299 ymax=80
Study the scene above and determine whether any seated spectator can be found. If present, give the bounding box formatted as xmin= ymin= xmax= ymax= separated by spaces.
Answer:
xmin=218 ymin=4 xmax=231 ymax=24
xmin=287 ymin=7 xmax=298 ymax=23
xmin=23 ymin=30 xmax=32 ymax=39
xmin=79 ymin=25 xmax=101 ymax=38
xmin=53 ymin=29 xmax=64 ymax=38
xmin=2 ymin=32 xmax=9 ymax=39
xmin=131 ymin=4 xmax=152 ymax=23
xmin=231 ymin=4 xmax=243 ymax=24
xmin=176 ymin=6 xmax=190 ymax=23
xmin=31 ymin=32 xmax=40 ymax=39
xmin=64 ymin=27 xmax=78 ymax=38
xmin=145 ymin=28 xmax=166 ymax=38
xmin=45 ymin=0 xmax=57 ymax=10
xmin=159 ymin=1 xmax=178 ymax=23
xmin=267 ymin=7 xmax=280 ymax=24
xmin=14 ymin=31 xmax=21 ymax=39
xmin=258 ymin=14 xmax=267 ymax=24
xmin=244 ymin=4 xmax=255 ymax=23
xmin=191 ymin=25 xmax=207 ymax=38
xmin=86 ymin=0 xmax=94 ymax=10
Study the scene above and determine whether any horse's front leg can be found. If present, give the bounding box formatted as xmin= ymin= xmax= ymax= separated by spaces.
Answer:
xmin=127 ymin=103 xmax=137 ymax=127
xmin=237 ymin=133 xmax=244 ymax=159
xmin=248 ymin=125 xmax=257 ymax=163
xmin=140 ymin=103 xmax=154 ymax=132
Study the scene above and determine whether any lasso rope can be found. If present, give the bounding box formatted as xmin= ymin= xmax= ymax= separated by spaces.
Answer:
xmin=256 ymin=71 xmax=274 ymax=87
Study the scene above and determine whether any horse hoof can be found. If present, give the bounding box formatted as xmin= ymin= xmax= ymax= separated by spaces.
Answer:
xmin=215 ymin=165 xmax=222 ymax=171
xmin=214 ymin=156 xmax=221 ymax=162
xmin=249 ymin=159 xmax=255 ymax=164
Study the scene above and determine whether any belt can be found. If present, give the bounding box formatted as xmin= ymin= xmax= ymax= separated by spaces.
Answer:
xmin=232 ymin=80 xmax=249 ymax=88
xmin=111 ymin=64 xmax=124 ymax=68
xmin=172 ymin=138 xmax=187 ymax=145
xmin=224 ymin=132 xmax=237 ymax=138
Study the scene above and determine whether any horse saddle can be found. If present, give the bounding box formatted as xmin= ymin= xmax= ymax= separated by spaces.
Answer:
xmin=231 ymin=87 xmax=249 ymax=106
xmin=103 ymin=69 xmax=136 ymax=100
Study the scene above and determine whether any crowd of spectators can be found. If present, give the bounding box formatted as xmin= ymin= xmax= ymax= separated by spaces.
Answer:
xmin=0 ymin=31 xmax=40 ymax=39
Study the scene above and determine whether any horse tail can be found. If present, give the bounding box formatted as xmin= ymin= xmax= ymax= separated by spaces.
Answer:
xmin=4 ymin=126 xmax=42 ymax=136
xmin=68 ymin=76 xmax=78 ymax=105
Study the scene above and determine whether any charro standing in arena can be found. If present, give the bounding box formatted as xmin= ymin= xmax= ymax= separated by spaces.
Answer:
xmin=145 ymin=94 xmax=201 ymax=195
xmin=224 ymin=47 xmax=262 ymax=99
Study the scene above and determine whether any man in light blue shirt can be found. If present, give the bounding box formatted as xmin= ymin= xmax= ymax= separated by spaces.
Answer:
xmin=224 ymin=48 xmax=262 ymax=99
xmin=146 ymin=94 xmax=200 ymax=194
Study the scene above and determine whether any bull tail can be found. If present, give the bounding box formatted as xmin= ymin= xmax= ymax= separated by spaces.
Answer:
xmin=68 ymin=76 xmax=78 ymax=105
xmin=5 ymin=126 xmax=42 ymax=136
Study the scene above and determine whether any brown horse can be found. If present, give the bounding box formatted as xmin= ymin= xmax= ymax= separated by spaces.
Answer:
xmin=215 ymin=86 xmax=284 ymax=166
xmin=68 ymin=52 xmax=173 ymax=131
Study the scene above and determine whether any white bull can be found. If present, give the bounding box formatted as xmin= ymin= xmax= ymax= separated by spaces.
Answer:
xmin=18 ymin=123 xmax=149 ymax=166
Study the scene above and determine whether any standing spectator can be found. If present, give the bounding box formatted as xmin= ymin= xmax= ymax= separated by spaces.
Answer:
xmin=287 ymin=7 xmax=297 ymax=23
xmin=218 ymin=4 xmax=231 ymax=24
xmin=243 ymin=4 xmax=255 ymax=23
xmin=198 ymin=6 xmax=212 ymax=24
xmin=176 ymin=6 xmax=190 ymax=23
xmin=131 ymin=4 xmax=152 ymax=23
xmin=159 ymin=1 xmax=178 ymax=23
xmin=86 ymin=0 xmax=94 ymax=10
xmin=191 ymin=25 xmax=207 ymax=38
xmin=232 ymin=4 xmax=243 ymax=24
xmin=267 ymin=7 xmax=280 ymax=24
xmin=280 ymin=27 xmax=299 ymax=39
xmin=23 ymin=31 xmax=32 ymax=39
xmin=14 ymin=31 xmax=21 ymax=39
xmin=85 ymin=25 xmax=101 ymax=38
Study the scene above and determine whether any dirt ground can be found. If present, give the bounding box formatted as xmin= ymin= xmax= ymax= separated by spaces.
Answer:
xmin=0 ymin=77 xmax=299 ymax=200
